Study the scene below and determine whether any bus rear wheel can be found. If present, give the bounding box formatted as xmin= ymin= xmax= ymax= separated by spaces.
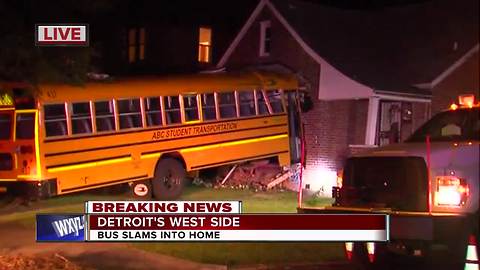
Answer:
xmin=152 ymin=158 xmax=186 ymax=200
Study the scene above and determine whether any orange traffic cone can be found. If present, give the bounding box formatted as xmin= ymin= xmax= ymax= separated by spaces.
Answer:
xmin=465 ymin=234 xmax=479 ymax=270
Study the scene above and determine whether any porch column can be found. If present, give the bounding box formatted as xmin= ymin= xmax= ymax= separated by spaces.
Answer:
xmin=365 ymin=96 xmax=380 ymax=145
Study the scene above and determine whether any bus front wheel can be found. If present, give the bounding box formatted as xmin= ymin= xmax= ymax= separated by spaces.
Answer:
xmin=152 ymin=158 xmax=186 ymax=200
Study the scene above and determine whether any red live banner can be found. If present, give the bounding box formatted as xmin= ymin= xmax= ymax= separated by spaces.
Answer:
xmin=87 ymin=214 xmax=388 ymax=242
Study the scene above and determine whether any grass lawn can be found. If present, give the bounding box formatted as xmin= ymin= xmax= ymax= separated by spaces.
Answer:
xmin=0 ymin=186 xmax=342 ymax=266
xmin=135 ymin=186 xmax=342 ymax=266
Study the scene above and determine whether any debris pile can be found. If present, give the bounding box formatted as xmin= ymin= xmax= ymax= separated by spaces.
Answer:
xmin=195 ymin=160 xmax=300 ymax=191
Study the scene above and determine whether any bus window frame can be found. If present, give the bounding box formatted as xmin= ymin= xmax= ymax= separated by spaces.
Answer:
xmin=262 ymin=90 xmax=274 ymax=114
xmin=265 ymin=89 xmax=286 ymax=114
xmin=217 ymin=91 xmax=238 ymax=120
xmin=116 ymin=97 xmax=143 ymax=131
xmin=139 ymin=97 xmax=147 ymax=128
xmin=144 ymin=96 xmax=164 ymax=128
xmin=89 ymin=101 xmax=97 ymax=134
xmin=159 ymin=96 xmax=167 ymax=126
xmin=69 ymin=100 xmax=94 ymax=136
xmin=213 ymin=92 xmax=221 ymax=121
xmin=93 ymin=99 xmax=117 ymax=134
xmin=43 ymin=102 xmax=69 ymax=138
xmin=180 ymin=94 xmax=201 ymax=124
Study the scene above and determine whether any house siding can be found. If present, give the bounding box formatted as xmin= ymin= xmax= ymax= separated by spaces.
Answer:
xmin=431 ymin=51 xmax=479 ymax=114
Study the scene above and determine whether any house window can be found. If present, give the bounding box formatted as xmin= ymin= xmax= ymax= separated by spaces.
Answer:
xmin=198 ymin=27 xmax=212 ymax=63
xmin=128 ymin=27 xmax=145 ymax=63
xmin=259 ymin=21 xmax=271 ymax=57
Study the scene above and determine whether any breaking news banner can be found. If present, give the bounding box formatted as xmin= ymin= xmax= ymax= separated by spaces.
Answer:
xmin=85 ymin=201 xmax=242 ymax=214
xmin=87 ymin=214 xmax=387 ymax=242
xmin=36 ymin=214 xmax=86 ymax=242
xmin=36 ymin=201 xmax=388 ymax=242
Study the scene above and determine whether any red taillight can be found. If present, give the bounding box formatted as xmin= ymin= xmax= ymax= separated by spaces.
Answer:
xmin=336 ymin=169 xmax=343 ymax=188
xmin=345 ymin=242 xmax=353 ymax=260
xmin=366 ymin=242 xmax=375 ymax=263
xmin=434 ymin=176 xmax=469 ymax=206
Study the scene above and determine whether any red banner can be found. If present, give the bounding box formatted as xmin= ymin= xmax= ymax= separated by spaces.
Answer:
xmin=88 ymin=214 xmax=386 ymax=230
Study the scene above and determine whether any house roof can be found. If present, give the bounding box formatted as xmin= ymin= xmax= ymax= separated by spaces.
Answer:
xmin=271 ymin=0 xmax=478 ymax=94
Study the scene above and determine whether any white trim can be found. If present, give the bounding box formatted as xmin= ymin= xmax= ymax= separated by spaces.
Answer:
xmin=217 ymin=0 xmax=267 ymax=68
xmin=415 ymin=44 xmax=479 ymax=89
xmin=259 ymin=20 xmax=271 ymax=57
xmin=365 ymin=97 xmax=380 ymax=145
xmin=376 ymin=93 xmax=431 ymax=103
xmin=348 ymin=144 xmax=378 ymax=148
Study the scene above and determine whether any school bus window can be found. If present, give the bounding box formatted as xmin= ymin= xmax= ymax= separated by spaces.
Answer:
xmin=118 ymin=98 xmax=142 ymax=130
xmin=266 ymin=90 xmax=284 ymax=113
xmin=71 ymin=102 xmax=92 ymax=135
xmin=16 ymin=113 xmax=35 ymax=139
xmin=256 ymin=90 xmax=269 ymax=115
xmin=0 ymin=114 xmax=12 ymax=140
xmin=239 ymin=91 xmax=256 ymax=117
xmin=164 ymin=96 xmax=181 ymax=125
xmin=202 ymin=93 xmax=216 ymax=121
xmin=44 ymin=104 xmax=67 ymax=137
xmin=218 ymin=92 xmax=237 ymax=119
xmin=145 ymin=97 xmax=162 ymax=127
xmin=95 ymin=100 xmax=115 ymax=132
xmin=183 ymin=95 xmax=199 ymax=122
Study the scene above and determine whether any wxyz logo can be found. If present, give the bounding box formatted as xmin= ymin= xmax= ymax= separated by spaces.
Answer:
xmin=52 ymin=216 xmax=85 ymax=237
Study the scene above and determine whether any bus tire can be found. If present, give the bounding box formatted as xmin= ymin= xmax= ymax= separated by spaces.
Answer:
xmin=152 ymin=158 xmax=186 ymax=200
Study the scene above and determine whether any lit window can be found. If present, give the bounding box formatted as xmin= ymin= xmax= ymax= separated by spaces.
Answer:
xmin=128 ymin=27 xmax=146 ymax=63
xmin=128 ymin=29 xmax=136 ymax=63
xmin=198 ymin=27 xmax=212 ymax=63
xmin=259 ymin=21 xmax=271 ymax=57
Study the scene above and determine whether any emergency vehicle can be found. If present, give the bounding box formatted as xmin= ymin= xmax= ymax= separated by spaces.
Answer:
xmin=299 ymin=94 xmax=479 ymax=269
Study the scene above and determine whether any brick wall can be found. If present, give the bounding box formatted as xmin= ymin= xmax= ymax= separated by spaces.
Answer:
xmin=431 ymin=51 xmax=479 ymax=114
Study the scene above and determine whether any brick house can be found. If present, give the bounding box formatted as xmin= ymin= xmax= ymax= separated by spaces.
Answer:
xmin=216 ymin=0 xmax=479 ymax=195
xmin=415 ymin=45 xmax=479 ymax=114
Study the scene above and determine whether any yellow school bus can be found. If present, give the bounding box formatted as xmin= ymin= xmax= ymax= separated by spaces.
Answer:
xmin=0 ymin=71 xmax=304 ymax=199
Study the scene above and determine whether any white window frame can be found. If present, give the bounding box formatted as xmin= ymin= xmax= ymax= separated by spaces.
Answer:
xmin=259 ymin=20 xmax=271 ymax=57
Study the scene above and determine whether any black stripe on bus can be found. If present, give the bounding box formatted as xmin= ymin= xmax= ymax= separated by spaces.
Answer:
xmin=44 ymin=113 xmax=287 ymax=143
xmin=140 ymin=132 xmax=288 ymax=156
xmin=61 ymin=174 xmax=148 ymax=193
xmin=44 ymin=123 xmax=287 ymax=157
xmin=46 ymin=154 xmax=131 ymax=170
xmin=190 ymin=150 xmax=290 ymax=170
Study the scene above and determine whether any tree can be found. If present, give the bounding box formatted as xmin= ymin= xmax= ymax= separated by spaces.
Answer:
xmin=0 ymin=0 xmax=113 ymax=85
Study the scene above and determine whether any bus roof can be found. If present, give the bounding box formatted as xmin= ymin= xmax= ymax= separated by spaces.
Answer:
xmin=36 ymin=71 xmax=298 ymax=103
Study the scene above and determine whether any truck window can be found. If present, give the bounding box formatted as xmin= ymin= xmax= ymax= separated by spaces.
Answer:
xmin=407 ymin=108 xmax=479 ymax=142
